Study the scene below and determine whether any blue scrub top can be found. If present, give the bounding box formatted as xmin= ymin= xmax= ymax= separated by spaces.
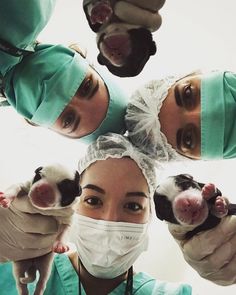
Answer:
xmin=0 ymin=254 xmax=192 ymax=295
xmin=0 ymin=0 xmax=56 ymax=76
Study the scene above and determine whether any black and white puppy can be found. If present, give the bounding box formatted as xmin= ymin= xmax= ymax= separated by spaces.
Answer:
xmin=154 ymin=174 xmax=236 ymax=239
xmin=83 ymin=0 xmax=157 ymax=77
xmin=0 ymin=164 xmax=81 ymax=295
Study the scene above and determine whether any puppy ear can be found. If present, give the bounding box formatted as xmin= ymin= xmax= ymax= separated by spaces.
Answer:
xmin=35 ymin=167 xmax=43 ymax=174
xmin=97 ymin=53 xmax=106 ymax=65
xmin=153 ymin=190 xmax=179 ymax=224
xmin=153 ymin=190 xmax=166 ymax=221
xmin=149 ymin=41 xmax=157 ymax=55
xmin=74 ymin=171 xmax=80 ymax=183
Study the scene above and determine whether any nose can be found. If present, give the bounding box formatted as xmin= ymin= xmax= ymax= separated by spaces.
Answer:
xmin=101 ymin=205 xmax=120 ymax=222
xmin=183 ymin=107 xmax=201 ymax=125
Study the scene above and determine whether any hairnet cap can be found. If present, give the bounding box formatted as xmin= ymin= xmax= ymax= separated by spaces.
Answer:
xmin=78 ymin=68 xmax=128 ymax=144
xmin=125 ymin=77 xmax=187 ymax=162
xmin=78 ymin=133 xmax=158 ymax=195
xmin=4 ymin=44 xmax=89 ymax=126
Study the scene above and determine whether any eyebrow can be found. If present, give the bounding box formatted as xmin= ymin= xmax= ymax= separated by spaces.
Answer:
xmin=82 ymin=184 xmax=105 ymax=194
xmin=126 ymin=192 xmax=148 ymax=198
xmin=88 ymin=79 xmax=99 ymax=99
xmin=68 ymin=116 xmax=80 ymax=134
xmin=176 ymin=128 xmax=183 ymax=151
xmin=174 ymin=84 xmax=182 ymax=107
xmin=82 ymin=184 xmax=148 ymax=198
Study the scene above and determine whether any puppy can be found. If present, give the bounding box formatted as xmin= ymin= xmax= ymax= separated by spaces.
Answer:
xmin=83 ymin=0 xmax=159 ymax=77
xmin=154 ymin=174 xmax=236 ymax=239
xmin=0 ymin=164 xmax=81 ymax=295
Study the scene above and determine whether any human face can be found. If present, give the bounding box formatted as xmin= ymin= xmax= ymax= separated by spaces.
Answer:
xmin=51 ymin=67 xmax=109 ymax=138
xmin=159 ymin=74 xmax=201 ymax=159
xmin=76 ymin=157 xmax=150 ymax=224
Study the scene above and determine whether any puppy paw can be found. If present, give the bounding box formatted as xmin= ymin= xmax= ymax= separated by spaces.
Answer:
xmin=90 ymin=1 xmax=113 ymax=24
xmin=211 ymin=196 xmax=229 ymax=218
xmin=52 ymin=241 xmax=70 ymax=254
xmin=0 ymin=194 xmax=15 ymax=208
xmin=202 ymin=183 xmax=216 ymax=200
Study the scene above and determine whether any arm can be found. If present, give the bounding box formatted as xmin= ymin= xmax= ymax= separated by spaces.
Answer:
xmin=168 ymin=215 xmax=236 ymax=286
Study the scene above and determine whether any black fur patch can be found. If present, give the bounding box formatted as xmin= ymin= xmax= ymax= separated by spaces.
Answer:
xmin=32 ymin=166 xmax=43 ymax=184
xmin=57 ymin=171 xmax=81 ymax=207
xmin=154 ymin=192 xmax=179 ymax=224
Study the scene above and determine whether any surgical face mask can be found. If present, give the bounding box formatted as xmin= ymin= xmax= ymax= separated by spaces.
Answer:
xmin=70 ymin=214 xmax=149 ymax=279
xmin=201 ymin=71 xmax=236 ymax=159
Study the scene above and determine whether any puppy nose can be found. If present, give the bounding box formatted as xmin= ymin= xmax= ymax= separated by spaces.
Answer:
xmin=30 ymin=183 xmax=55 ymax=208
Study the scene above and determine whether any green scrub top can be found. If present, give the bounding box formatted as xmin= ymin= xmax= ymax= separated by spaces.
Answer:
xmin=0 ymin=0 xmax=57 ymax=76
xmin=0 ymin=254 xmax=192 ymax=295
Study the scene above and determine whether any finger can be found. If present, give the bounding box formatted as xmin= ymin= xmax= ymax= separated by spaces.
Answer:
xmin=182 ymin=216 xmax=236 ymax=260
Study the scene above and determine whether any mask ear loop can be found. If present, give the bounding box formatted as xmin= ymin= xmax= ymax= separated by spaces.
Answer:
xmin=78 ymin=256 xmax=133 ymax=295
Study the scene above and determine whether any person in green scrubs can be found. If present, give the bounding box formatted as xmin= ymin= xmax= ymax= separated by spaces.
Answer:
xmin=0 ymin=133 xmax=192 ymax=295
xmin=125 ymin=70 xmax=236 ymax=161
xmin=0 ymin=0 xmax=128 ymax=144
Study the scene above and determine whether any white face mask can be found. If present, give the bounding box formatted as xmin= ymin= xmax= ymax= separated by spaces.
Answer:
xmin=70 ymin=214 xmax=149 ymax=279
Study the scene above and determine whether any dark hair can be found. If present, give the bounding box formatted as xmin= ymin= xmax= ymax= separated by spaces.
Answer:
xmin=97 ymin=27 xmax=156 ymax=77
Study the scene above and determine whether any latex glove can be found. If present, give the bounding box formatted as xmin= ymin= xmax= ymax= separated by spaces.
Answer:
xmin=114 ymin=0 xmax=166 ymax=32
xmin=0 ymin=201 xmax=59 ymax=262
xmin=168 ymin=215 xmax=236 ymax=286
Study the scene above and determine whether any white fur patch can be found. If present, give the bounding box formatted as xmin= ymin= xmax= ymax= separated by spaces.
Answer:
xmin=156 ymin=177 xmax=181 ymax=202
xmin=40 ymin=164 xmax=74 ymax=184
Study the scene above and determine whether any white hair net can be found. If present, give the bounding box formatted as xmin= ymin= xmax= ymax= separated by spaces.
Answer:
xmin=78 ymin=133 xmax=159 ymax=196
xmin=125 ymin=76 xmax=188 ymax=162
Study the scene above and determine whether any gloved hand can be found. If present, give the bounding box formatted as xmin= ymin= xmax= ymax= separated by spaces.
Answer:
xmin=0 ymin=199 xmax=59 ymax=262
xmin=168 ymin=215 xmax=236 ymax=286
xmin=114 ymin=0 xmax=166 ymax=32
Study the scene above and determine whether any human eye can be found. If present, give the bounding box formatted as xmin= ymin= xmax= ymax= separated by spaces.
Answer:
xmin=182 ymin=83 xmax=195 ymax=109
xmin=181 ymin=124 xmax=197 ymax=151
xmin=124 ymin=202 xmax=143 ymax=212
xmin=62 ymin=111 xmax=76 ymax=130
xmin=78 ymin=76 xmax=93 ymax=98
xmin=84 ymin=196 xmax=102 ymax=207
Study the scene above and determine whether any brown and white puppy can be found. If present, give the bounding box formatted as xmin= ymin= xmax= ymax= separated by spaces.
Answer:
xmin=154 ymin=174 xmax=236 ymax=239
xmin=83 ymin=0 xmax=161 ymax=77
xmin=0 ymin=164 xmax=81 ymax=295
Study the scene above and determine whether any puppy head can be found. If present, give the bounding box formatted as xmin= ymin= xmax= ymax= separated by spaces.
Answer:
xmin=154 ymin=174 xmax=203 ymax=224
xmin=29 ymin=164 xmax=81 ymax=210
xmin=97 ymin=27 xmax=156 ymax=77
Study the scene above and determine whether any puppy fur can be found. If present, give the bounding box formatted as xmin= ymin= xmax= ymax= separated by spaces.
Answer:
xmin=154 ymin=174 xmax=236 ymax=239
xmin=0 ymin=164 xmax=81 ymax=295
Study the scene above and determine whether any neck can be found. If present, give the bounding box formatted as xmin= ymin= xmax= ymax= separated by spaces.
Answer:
xmin=78 ymin=259 xmax=128 ymax=295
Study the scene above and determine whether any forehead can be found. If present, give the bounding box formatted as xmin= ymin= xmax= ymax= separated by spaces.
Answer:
xmin=81 ymin=157 xmax=148 ymax=190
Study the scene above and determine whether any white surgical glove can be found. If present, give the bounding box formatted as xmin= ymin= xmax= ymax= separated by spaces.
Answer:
xmin=168 ymin=215 xmax=236 ymax=286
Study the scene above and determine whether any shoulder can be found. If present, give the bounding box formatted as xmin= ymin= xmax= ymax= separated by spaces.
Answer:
xmin=133 ymin=272 xmax=192 ymax=295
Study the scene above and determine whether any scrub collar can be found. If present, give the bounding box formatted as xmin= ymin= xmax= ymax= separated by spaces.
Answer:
xmin=201 ymin=71 xmax=236 ymax=159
